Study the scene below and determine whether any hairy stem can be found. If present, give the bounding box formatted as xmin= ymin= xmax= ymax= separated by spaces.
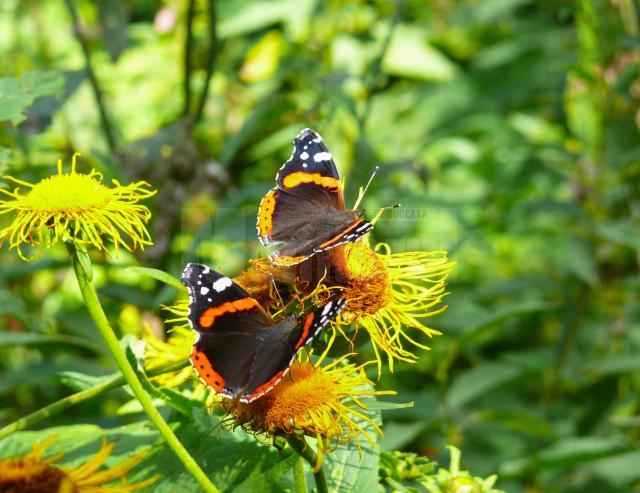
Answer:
xmin=66 ymin=242 xmax=218 ymax=493
xmin=0 ymin=360 xmax=188 ymax=440
xmin=286 ymin=435 xmax=328 ymax=493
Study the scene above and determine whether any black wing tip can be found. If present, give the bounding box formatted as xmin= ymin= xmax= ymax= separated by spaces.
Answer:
xmin=181 ymin=262 xmax=209 ymax=285
xmin=296 ymin=127 xmax=321 ymax=141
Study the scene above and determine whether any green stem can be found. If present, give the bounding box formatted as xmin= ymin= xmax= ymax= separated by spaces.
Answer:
xmin=183 ymin=0 xmax=196 ymax=117
xmin=193 ymin=0 xmax=218 ymax=124
xmin=293 ymin=457 xmax=309 ymax=493
xmin=63 ymin=0 xmax=118 ymax=155
xmin=0 ymin=360 xmax=188 ymax=441
xmin=286 ymin=435 xmax=328 ymax=493
xmin=66 ymin=242 xmax=219 ymax=493
xmin=356 ymin=0 xmax=402 ymax=134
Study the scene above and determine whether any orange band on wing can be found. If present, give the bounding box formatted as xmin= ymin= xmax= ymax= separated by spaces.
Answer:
xmin=282 ymin=172 xmax=340 ymax=191
xmin=251 ymin=369 xmax=286 ymax=398
xmin=317 ymin=221 xmax=362 ymax=249
xmin=257 ymin=189 xmax=277 ymax=237
xmin=191 ymin=347 xmax=226 ymax=393
xmin=199 ymin=298 xmax=259 ymax=328
xmin=295 ymin=313 xmax=315 ymax=350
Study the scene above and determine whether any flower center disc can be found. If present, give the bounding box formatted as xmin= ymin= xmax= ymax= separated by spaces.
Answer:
xmin=25 ymin=174 xmax=111 ymax=212
xmin=263 ymin=363 xmax=335 ymax=423
xmin=0 ymin=457 xmax=78 ymax=493
xmin=343 ymin=242 xmax=392 ymax=315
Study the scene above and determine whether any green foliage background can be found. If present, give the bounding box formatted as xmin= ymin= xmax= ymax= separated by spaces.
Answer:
xmin=1 ymin=0 xmax=639 ymax=492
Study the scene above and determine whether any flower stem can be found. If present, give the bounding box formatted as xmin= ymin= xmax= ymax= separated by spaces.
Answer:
xmin=293 ymin=457 xmax=309 ymax=493
xmin=193 ymin=0 xmax=218 ymax=124
xmin=66 ymin=242 xmax=219 ymax=493
xmin=0 ymin=360 xmax=188 ymax=441
xmin=286 ymin=435 xmax=328 ymax=493
xmin=182 ymin=0 xmax=196 ymax=117
xmin=63 ymin=0 xmax=118 ymax=155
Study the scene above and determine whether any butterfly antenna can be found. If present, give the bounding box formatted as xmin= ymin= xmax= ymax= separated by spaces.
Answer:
xmin=353 ymin=165 xmax=379 ymax=210
xmin=270 ymin=273 xmax=285 ymax=309
xmin=372 ymin=203 xmax=401 ymax=224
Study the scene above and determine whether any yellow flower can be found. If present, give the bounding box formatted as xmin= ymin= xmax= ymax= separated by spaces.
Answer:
xmin=144 ymin=300 xmax=195 ymax=388
xmin=222 ymin=347 xmax=394 ymax=469
xmin=0 ymin=435 xmax=158 ymax=492
xmin=0 ymin=154 xmax=156 ymax=260
xmin=339 ymin=240 xmax=454 ymax=371
xmin=233 ymin=257 xmax=276 ymax=308
xmin=221 ymin=239 xmax=454 ymax=370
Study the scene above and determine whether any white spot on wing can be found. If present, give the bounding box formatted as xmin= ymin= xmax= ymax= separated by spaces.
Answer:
xmin=314 ymin=151 xmax=332 ymax=162
xmin=322 ymin=303 xmax=333 ymax=317
xmin=300 ymin=151 xmax=309 ymax=160
xmin=212 ymin=277 xmax=232 ymax=292
xmin=200 ymin=287 xmax=210 ymax=295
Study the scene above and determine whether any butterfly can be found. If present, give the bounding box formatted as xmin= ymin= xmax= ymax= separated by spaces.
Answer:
xmin=256 ymin=128 xmax=373 ymax=267
xmin=182 ymin=262 xmax=345 ymax=403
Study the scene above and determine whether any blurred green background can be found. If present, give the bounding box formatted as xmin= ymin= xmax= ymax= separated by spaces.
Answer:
xmin=1 ymin=1 xmax=639 ymax=491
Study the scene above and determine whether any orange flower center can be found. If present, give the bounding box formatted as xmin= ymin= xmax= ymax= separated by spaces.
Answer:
xmin=0 ymin=457 xmax=77 ymax=493
xmin=262 ymin=363 xmax=335 ymax=424
xmin=342 ymin=242 xmax=391 ymax=315
xmin=226 ymin=362 xmax=342 ymax=435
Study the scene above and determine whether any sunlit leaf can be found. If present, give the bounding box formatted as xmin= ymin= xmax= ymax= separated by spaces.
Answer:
xmin=0 ymin=71 xmax=64 ymax=125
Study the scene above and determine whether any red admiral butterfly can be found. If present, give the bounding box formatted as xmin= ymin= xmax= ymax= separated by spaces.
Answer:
xmin=257 ymin=128 xmax=373 ymax=266
xmin=182 ymin=262 xmax=345 ymax=403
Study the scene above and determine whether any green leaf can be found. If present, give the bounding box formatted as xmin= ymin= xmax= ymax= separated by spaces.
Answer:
xmin=218 ymin=0 xmax=313 ymax=39
xmin=324 ymin=399 xmax=381 ymax=492
xmin=596 ymin=220 xmax=640 ymax=252
xmin=96 ymin=0 xmax=127 ymax=63
xmin=448 ymin=363 xmax=521 ymax=409
xmin=381 ymin=421 xmax=425 ymax=451
xmin=365 ymin=400 xmax=414 ymax=411
xmin=122 ymin=336 xmax=200 ymax=418
xmin=474 ymin=409 xmax=555 ymax=440
xmin=382 ymin=24 xmax=456 ymax=81
xmin=590 ymin=449 xmax=640 ymax=488
xmin=0 ymin=147 xmax=11 ymax=167
xmin=126 ymin=266 xmax=185 ymax=291
xmin=0 ymin=288 xmax=28 ymax=321
xmin=0 ymin=71 xmax=64 ymax=125
xmin=56 ymin=370 xmax=116 ymax=391
xmin=0 ymin=423 xmax=156 ymax=463
xmin=132 ymin=411 xmax=299 ymax=492
xmin=556 ymin=236 xmax=598 ymax=286
xmin=583 ymin=355 xmax=640 ymax=376
xmin=0 ymin=332 xmax=100 ymax=353
xmin=501 ymin=436 xmax=633 ymax=476
xmin=474 ymin=0 xmax=534 ymax=24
